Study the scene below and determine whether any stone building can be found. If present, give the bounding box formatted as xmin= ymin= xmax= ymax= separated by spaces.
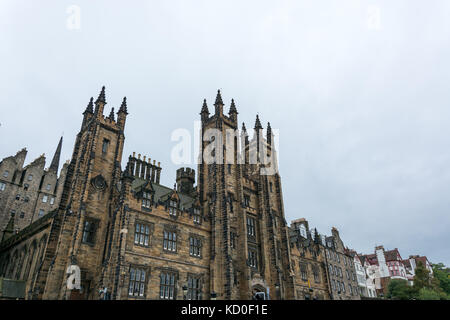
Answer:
xmin=0 ymin=87 xmax=297 ymax=300
xmin=289 ymin=218 xmax=330 ymax=300
xmin=0 ymin=138 xmax=68 ymax=241
xmin=323 ymin=228 xmax=360 ymax=300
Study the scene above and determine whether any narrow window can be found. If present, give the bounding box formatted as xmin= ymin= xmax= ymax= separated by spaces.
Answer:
xmin=187 ymin=276 xmax=201 ymax=300
xmin=102 ymin=139 xmax=110 ymax=155
xmin=269 ymin=182 xmax=273 ymax=192
xmin=38 ymin=209 xmax=45 ymax=217
xmin=168 ymin=200 xmax=177 ymax=217
xmin=3 ymin=170 xmax=9 ymax=178
xmin=134 ymin=223 xmax=150 ymax=246
xmin=163 ymin=230 xmax=177 ymax=252
xmin=0 ymin=182 xmax=5 ymax=191
xmin=189 ymin=236 xmax=202 ymax=258
xmin=248 ymin=249 xmax=258 ymax=268
xmin=142 ymin=192 xmax=151 ymax=208
xmin=243 ymin=195 xmax=250 ymax=208
xmin=193 ymin=208 xmax=201 ymax=224
xmin=42 ymin=195 xmax=48 ymax=203
xmin=82 ymin=219 xmax=97 ymax=244
xmin=20 ymin=212 xmax=25 ymax=219
xmin=50 ymin=197 xmax=55 ymax=205
xmin=246 ymin=216 xmax=256 ymax=236
xmin=128 ymin=267 xmax=146 ymax=297
xmin=160 ymin=272 xmax=176 ymax=300
xmin=230 ymin=231 xmax=236 ymax=249
xmin=300 ymin=264 xmax=308 ymax=281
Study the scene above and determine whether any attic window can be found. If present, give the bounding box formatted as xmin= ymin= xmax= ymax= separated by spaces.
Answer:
xmin=0 ymin=182 xmax=5 ymax=191
xmin=193 ymin=207 xmax=201 ymax=224
xmin=168 ymin=200 xmax=177 ymax=217
xmin=27 ymin=174 xmax=33 ymax=181
xmin=142 ymin=191 xmax=151 ymax=208
xmin=3 ymin=170 xmax=9 ymax=178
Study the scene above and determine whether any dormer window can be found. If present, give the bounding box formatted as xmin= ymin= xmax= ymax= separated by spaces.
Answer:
xmin=193 ymin=207 xmax=201 ymax=224
xmin=298 ymin=224 xmax=307 ymax=238
xmin=142 ymin=191 xmax=151 ymax=208
xmin=169 ymin=200 xmax=177 ymax=217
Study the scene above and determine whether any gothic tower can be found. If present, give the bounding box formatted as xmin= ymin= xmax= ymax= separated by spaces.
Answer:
xmin=198 ymin=90 xmax=294 ymax=299
xmin=35 ymin=87 xmax=128 ymax=299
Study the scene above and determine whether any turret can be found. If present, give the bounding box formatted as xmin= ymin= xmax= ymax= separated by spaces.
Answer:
xmin=176 ymin=167 xmax=196 ymax=195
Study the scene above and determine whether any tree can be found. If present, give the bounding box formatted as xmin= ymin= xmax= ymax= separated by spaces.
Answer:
xmin=387 ymin=279 xmax=414 ymax=300
xmin=413 ymin=261 xmax=432 ymax=292
xmin=432 ymin=263 xmax=450 ymax=296
xmin=417 ymin=288 xmax=442 ymax=300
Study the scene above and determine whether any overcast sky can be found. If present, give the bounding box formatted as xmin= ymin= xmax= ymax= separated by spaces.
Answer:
xmin=0 ymin=0 xmax=449 ymax=265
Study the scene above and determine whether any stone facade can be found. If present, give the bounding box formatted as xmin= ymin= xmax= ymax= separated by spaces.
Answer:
xmin=0 ymin=137 xmax=67 ymax=241
xmin=0 ymin=87 xmax=358 ymax=300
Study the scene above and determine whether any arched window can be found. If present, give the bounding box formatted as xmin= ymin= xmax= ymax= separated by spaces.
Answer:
xmin=24 ymin=241 xmax=37 ymax=280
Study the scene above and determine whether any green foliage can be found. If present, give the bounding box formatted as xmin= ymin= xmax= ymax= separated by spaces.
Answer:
xmin=417 ymin=287 xmax=448 ymax=300
xmin=432 ymin=262 xmax=450 ymax=295
xmin=387 ymin=279 xmax=414 ymax=300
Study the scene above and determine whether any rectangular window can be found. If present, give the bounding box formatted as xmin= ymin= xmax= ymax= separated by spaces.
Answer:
xmin=163 ymin=230 xmax=177 ymax=252
xmin=10 ymin=210 xmax=16 ymax=217
xmin=128 ymin=267 xmax=146 ymax=297
xmin=134 ymin=223 xmax=150 ymax=246
xmin=102 ymin=139 xmax=110 ymax=155
xmin=243 ymin=195 xmax=250 ymax=208
xmin=46 ymin=184 xmax=51 ymax=191
xmin=16 ymin=194 xmax=20 ymax=200
xmin=300 ymin=264 xmax=308 ymax=281
xmin=169 ymin=200 xmax=177 ymax=216
xmin=50 ymin=197 xmax=55 ymax=205
xmin=0 ymin=182 xmax=5 ymax=191
xmin=248 ymin=249 xmax=257 ymax=268
xmin=142 ymin=192 xmax=151 ymax=208
xmin=160 ymin=272 xmax=176 ymax=300
xmin=20 ymin=212 xmax=25 ymax=219
xmin=313 ymin=266 xmax=320 ymax=283
xmin=230 ymin=231 xmax=236 ymax=249
xmin=193 ymin=208 xmax=201 ymax=224
xmin=189 ymin=236 xmax=202 ymax=258
xmin=82 ymin=219 xmax=97 ymax=244
xmin=42 ymin=195 xmax=48 ymax=203
xmin=227 ymin=193 xmax=233 ymax=212
xmin=3 ymin=170 xmax=9 ymax=178
xmin=227 ymin=164 xmax=231 ymax=174
xmin=38 ymin=209 xmax=44 ymax=217
xmin=187 ymin=276 xmax=202 ymax=300
xmin=246 ymin=216 xmax=256 ymax=237
xmin=269 ymin=182 xmax=273 ymax=192
xmin=27 ymin=174 xmax=33 ymax=181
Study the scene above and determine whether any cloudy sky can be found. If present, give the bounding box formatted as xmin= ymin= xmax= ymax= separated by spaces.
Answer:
xmin=0 ymin=0 xmax=449 ymax=265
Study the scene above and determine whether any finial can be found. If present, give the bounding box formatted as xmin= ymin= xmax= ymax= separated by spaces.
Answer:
xmin=96 ymin=86 xmax=106 ymax=104
xmin=228 ymin=98 xmax=238 ymax=115
xmin=119 ymin=96 xmax=128 ymax=114
xmin=200 ymin=99 xmax=209 ymax=114
xmin=242 ymin=122 xmax=247 ymax=132
xmin=109 ymin=107 xmax=115 ymax=121
xmin=84 ymin=97 xmax=94 ymax=114
xmin=214 ymin=89 xmax=223 ymax=105
xmin=254 ymin=114 xmax=263 ymax=130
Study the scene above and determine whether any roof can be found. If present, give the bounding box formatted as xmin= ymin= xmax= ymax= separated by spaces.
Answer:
xmin=131 ymin=177 xmax=196 ymax=210
xmin=384 ymin=248 xmax=402 ymax=262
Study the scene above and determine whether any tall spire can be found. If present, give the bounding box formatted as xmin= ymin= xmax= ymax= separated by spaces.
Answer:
xmin=83 ymin=97 xmax=94 ymax=114
xmin=119 ymin=96 xmax=128 ymax=114
xmin=254 ymin=114 xmax=263 ymax=130
xmin=228 ymin=99 xmax=238 ymax=115
xmin=96 ymin=86 xmax=106 ymax=104
xmin=49 ymin=136 xmax=63 ymax=173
